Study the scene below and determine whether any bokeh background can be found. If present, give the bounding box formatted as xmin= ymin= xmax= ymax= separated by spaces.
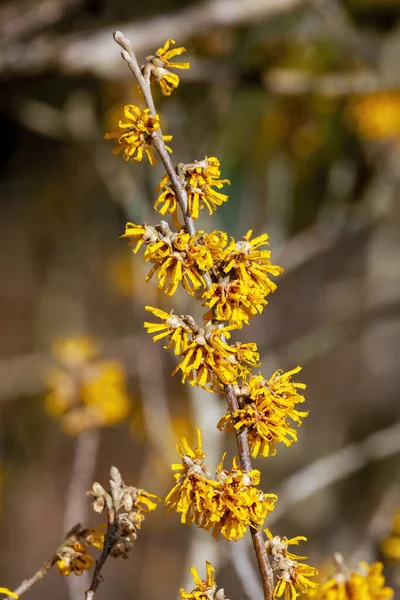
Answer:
xmin=1 ymin=0 xmax=400 ymax=598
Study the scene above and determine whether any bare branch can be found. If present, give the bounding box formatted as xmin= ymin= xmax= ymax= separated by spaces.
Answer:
xmin=0 ymin=0 xmax=305 ymax=77
xmin=10 ymin=555 xmax=58 ymax=599
xmin=268 ymin=420 xmax=400 ymax=527
xmin=0 ymin=0 xmax=82 ymax=43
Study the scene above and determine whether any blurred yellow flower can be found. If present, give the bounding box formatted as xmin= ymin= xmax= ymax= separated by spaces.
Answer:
xmin=347 ymin=92 xmax=400 ymax=141
xmin=145 ymin=39 xmax=190 ymax=96
xmin=44 ymin=336 xmax=130 ymax=435
xmin=0 ymin=588 xmax=18 ymax=599
xmin=105 ymin=104 xmax=172 ymax=165
xmin=303 ymin=560 xmax=393 ymax=600
xmin=380 ymin=507 xmax=400 ymax=561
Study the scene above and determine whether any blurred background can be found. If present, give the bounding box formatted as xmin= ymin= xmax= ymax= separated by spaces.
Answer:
xmin=0 ymin=0 xmax=400 ymax=598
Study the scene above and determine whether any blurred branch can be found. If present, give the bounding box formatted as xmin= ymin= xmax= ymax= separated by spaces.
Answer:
xmin=64 ymin=430 xmax=101 ymax=600
xmin=0 ymin=0 xmax=305 ymax=77
xmin=310 ymin=0 xmax=380 ymax=68
xmin=264 ymin=69 xmax=400 ymax=97
xmin=0 ymin=0 xmax=82 ymax=44
xmin=269 ymin=420 xmax=400 ymax=527
xmin=10 ymin=555 xmax=58 ymax=599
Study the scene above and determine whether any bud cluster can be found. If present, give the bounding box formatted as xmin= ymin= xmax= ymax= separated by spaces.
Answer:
xmin=87 ymin=466 xmax=159 ymax=560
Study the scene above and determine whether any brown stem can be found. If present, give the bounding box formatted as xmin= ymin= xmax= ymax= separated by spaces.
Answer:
xmin=113 ymin=29 xmax=274 ymax=600
xmin=85 ymin=508 xmax=116 ymax=600
xmin=10 ymin=555 xmax=58 ymax=598
xmin=224 ymin=383 xmax=274 ymax=600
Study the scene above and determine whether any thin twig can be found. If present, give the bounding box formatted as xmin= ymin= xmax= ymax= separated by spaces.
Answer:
xmin=9 ymin=555 xmax=58 ymax=598
xmin=114 ymin=30 xmax=274 ymax=600
xmin=85 ymin=509 xmax=117 ymax=600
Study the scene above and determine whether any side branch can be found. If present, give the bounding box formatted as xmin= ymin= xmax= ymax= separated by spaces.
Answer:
xmin=85 ymin=509 xmax=117 ymax=600
xmin=11 ymin=556 xmax=58 ymax=598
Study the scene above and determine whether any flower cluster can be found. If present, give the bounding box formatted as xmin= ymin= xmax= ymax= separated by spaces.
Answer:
xmin=44 ymin=336 xmax=130 ymax=435
xmin=56 ymin=524 xmax=104 ymax=577
xmin=265 ymin=529 xmax=318 ymax=600
xmin=165 ymin=430 xmax=277 ymax=541
xmin=380 ymin=507 xmax=400 ymax=561
xmin=145 ymin=306 xmax=259 ymax=390
xmin=144 ymin=39 xmax=190 ymax=96
xmin=347 ymin=92 xmax=400 ymax=141
xmin=218 ymin=367 xmax=308 ymax=457
xmin=87 ymin=466 xmax=160 ymax=560
xmin=305 ymin=558 xmax=393 ymax=600
xmin=122 ymin=221 xmax=283 ymax=328
xmin=105 ymin=105 xmax=172 ymax=165
xmin=180 ymin=562 xmax=228 ymax=600
xmin=155 ymin=157 xmax=230 ymax=221
xmin=121 ymin=221 xmax=213 ymax=296
xmin=200 ymin=229 xmax=283 ymax=328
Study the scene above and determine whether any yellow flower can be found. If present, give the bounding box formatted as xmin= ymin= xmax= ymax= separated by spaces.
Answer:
xmin=214 ymin=456 xmax=277 ymax=541
xmin=121 ymin=223 xmax=212 ymax=297
xmin=104 ymin=105 xmax=172 ymax=165
xmin=145 ymin=39 xmax=190 ymax=96
xmin=264 ymin=529 xmax=318 ymax=600
xmin=380 ymin=507 xmax=400 ymax=561
xmin=57 ymin=540 xmax=94 ymax=576
xmin=165 ymin=431 xmax=277 ymax=541
xmin=155 ymin=157 xmax=229 ymax=221
xmin=347 ymin=92 xmax=400 ymax=141
xmin=180 ymin=562 xmax=217 ymax=600
xmin=218 ymin=367 xmax=308 ymax=457
xmin=274 ymin=562 xmax=318 ymax=600
xmin=165 ymin=430 xmax=217 ymax=525
xmin=44 ymin=336 xmax=130 ymax=435
xmin=56 ymin=524 xmax=105 ymax=577
xmin=303 ymin=561 xmax=393 ymax=600
xmin=0 ymin=588 xmax=18 ymax=599
xmin=201 ymin=229 xmax=283 ymax=328
xmin=145 ymin=307 xmax=257 ymax=391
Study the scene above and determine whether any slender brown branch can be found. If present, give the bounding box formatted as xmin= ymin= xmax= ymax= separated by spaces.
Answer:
xmin=113 ymin=30 xmax=274 ymax=600
xmin=10 ymin=555 xmax=58 ymax=598
xmin=113 ymin=31 xmax=196 ymax=238
xmin=85 ymin=508 xmax=117 ymax=600
xmin=224 ymin=384 xmax=274 ymax=600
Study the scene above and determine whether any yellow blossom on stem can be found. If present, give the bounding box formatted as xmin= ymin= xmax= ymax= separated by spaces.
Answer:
xmin=218 ymin=366 xmax=308 ymax=457
xmin=104 ymin=105 xmax=172 ymax=165
xmin=121 ymin=222 xmax=213 ymax=296
xmin=155 ymin=157 xmax=230 ymax=221
xmin=201 ymin=229 xmax=283 ymax=328
xmin=44 ymin=336 xmax=130 ymax=435
xmin=56 ymin=525 xmax=104 ymax=577
xmin=165 ymin=430 xmax=277 ymax=541
xmin=144 ymin=307 xmax=258 ymax=391
xmin=265 ymin=529 xmax=318 ymax=600
xmin=180 ymin=562 xmax=218 ymax=600
xmin=145 ymin=39 xmax=190 ymax=96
